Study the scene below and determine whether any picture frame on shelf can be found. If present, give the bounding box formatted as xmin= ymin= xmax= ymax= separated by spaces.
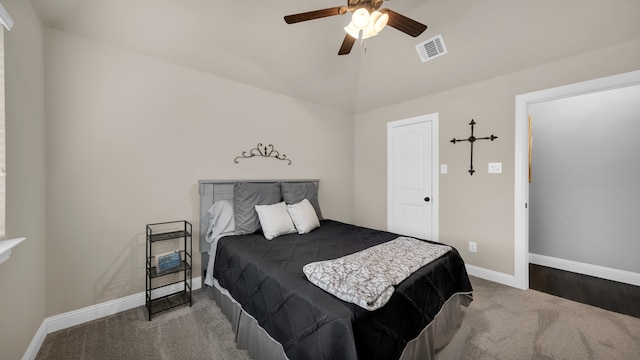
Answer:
xmin=155 ymin=250 xmax=182 ymax=274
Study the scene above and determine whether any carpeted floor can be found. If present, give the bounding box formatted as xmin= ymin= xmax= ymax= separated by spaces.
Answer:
xmin=36 ymin=289 xmax=251 ymax=360
xmin=437 ymin=277 xmax=640 ymax=360
xmin=36 ymin=277 xmax=640 ymax=359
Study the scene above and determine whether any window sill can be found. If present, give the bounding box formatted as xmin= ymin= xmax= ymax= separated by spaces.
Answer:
xmin=0 ymin=237 xmax=26 ymax=265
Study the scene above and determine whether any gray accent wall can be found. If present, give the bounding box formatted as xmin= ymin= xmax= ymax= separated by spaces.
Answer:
xmin=529 ymin=85 xmax=640 ymax=273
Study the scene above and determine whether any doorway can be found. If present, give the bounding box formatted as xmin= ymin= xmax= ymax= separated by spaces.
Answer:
xmin=387 ymin=113 xmax=439 ymax=241
xmin=514 ymin=70 xmax=640 ymax=290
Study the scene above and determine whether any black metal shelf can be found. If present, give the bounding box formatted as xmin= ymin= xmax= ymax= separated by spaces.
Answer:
xmin=146 ymin=220 xmax=192 ymax=320
xmin=148 ymin=290 xmax=192 ymax=316
xmin=148 ymin=260 xmax=191 ymax=279
xmin=149 ymin=276 xmax=191 ymax=292
xmin=148 ymin=230 xmax=191 ymax=242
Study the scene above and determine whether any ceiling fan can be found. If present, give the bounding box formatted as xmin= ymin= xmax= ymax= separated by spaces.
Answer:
xmin=284 ymin=0 xmax=427 ymax=55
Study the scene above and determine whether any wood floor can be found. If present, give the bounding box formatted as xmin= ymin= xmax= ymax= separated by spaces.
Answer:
xmin=529 ymin=263 xmax=640 ymax=318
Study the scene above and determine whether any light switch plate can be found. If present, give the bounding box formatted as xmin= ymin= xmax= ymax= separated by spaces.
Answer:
xmin=488 ymin=162 xmax=502 ymax=173
xmin=440 ymin=164 xmax=448 ymax=174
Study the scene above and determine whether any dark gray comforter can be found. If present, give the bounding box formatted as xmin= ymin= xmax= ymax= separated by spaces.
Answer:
xmin=213 ymin=220 xmax=473 ymax=360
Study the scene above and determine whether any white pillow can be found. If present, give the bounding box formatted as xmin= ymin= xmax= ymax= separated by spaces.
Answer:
xmin=287 ymin=198 xmax=320 ymax=234
xmin=255 ymin=201 xmax=297 ymax=240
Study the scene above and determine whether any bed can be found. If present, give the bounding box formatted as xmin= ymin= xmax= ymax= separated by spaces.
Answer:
xmin=199 ymin=179 xmax=473 ymax=360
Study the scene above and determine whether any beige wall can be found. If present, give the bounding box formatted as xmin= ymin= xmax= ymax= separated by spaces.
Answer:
xmin=354 ymin=39 xmax=640 ymax=275
xmin=44 ymin=28 xmax=354 ymax=316
xmin=3 ymin=1 xmax=639 ymax=357
xmin=0 ymin=0 xmax=47 ymax=359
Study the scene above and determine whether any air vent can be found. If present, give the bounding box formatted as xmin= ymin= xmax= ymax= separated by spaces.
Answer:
xmin=416 ymin=34 xmax=447 ymax=63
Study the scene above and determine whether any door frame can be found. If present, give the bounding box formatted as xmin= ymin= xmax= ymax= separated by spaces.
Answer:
xmin=387 ymin=113 xmax=440 ymax=242
xmin=514 ymin=70 xmax=640 ymax=290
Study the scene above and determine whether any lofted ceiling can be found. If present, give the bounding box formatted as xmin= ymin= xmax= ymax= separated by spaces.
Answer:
xmin=30 ymin=0 xmax=640 ymax=114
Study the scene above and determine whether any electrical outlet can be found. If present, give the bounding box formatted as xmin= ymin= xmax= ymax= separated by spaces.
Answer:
xmin=488 ymin=162 xmax=502 ymax=173
xmin=469 ymin=241 xmax=477 ymax=253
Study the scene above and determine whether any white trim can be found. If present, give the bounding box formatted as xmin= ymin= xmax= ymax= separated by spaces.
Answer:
xmin=0 ymin=237 xmax=26 ymax=265
xmin=0 ymin=3 xmax=13 ymax=30
xmin=514 ymin=70 xmax=640 ymax=291
xmin=529 ymin=253 xmax=640 ymax=287
xmin=431 ymin=116 xmax=439 ymax=242
xmin=22 ymin=277 xmax=202 ymax=360
xmin=21 ymin=321 xmax=47 ymax=360
xmin=514 ymin=94 xmax=529 ymax=290
xmin=46 ymin=291 xmax=142 ymax=334
xmin=465 ymin=264 xmax=516 ymax=288
xmin=387 ymin=113 xmax=440 ymax=242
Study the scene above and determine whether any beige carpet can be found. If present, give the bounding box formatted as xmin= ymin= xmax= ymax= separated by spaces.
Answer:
xmin=36 ymin=289 xmax=251 ymax=360
xmin=437 ymin=277 xmax=640 ymax=360
xmin=36 ymin=277 xmax=640 ymax=359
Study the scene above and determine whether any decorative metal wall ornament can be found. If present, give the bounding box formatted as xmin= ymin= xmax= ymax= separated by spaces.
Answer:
xmin=234 ymin=143 xmax=292 ymax=165
xmin=450 ymin=119 xmax=498 ymax=175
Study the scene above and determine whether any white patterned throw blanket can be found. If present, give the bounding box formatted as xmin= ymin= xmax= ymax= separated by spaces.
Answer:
xmin=303 ymin=237 xmax=451 ymax=311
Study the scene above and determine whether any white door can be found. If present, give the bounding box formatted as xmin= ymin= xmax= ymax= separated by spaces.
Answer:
xmin=387 ymin=114 xmax=439 ymax=241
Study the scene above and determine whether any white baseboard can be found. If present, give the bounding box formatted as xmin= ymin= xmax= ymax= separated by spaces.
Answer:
xmin=22 ymin=276 xmax=202 ymax=360
xmin=465 ymin=264 xmax=517 ymax=288
xmin=21 ymin=321 xmax=47 ymax=360
xmin=529 ymin=253 xmax=640 ymax=287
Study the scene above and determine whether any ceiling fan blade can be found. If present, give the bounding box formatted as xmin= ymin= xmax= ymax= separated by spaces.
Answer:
xmin=381 ymin=9 xmax=427 ymax=37
xmin=338 ymin=34 xmax=357 ymax=55
xmin=284 ymin=6 xmax=348 ymax=24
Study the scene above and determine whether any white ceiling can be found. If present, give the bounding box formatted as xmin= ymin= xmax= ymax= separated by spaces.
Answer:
xmin=30 ymin=0 xmax=640 ymax=114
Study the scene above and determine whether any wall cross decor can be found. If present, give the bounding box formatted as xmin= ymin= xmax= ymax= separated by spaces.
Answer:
xmin=234 ymin=143 xmax=292 ymax=165
xmin=450 ymin=119 xmax=498 ymax=175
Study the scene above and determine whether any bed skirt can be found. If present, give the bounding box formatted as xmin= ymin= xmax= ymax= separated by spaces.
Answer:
xmin=206 ymin=280 xmax=471 ymax=360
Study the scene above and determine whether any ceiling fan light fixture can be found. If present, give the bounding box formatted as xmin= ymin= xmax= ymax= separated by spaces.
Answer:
xmin=372 ymin=11 xmax=389 ymax=32
xmin=362 ymin=11 xmax=387 ymax=38
xmin=361 ymin=29 xmax=378 ymax=40
xmin=344 ymin=22 xmax=361 ymax=39
xmin=283 ymin=2 xmax=428 ymax=56
xmin=351 ymin=8 xmax=370 ymax=29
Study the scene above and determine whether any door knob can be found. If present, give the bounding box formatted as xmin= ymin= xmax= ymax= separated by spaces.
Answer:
xmin=424 ymin=197 xmax=430 ymax=202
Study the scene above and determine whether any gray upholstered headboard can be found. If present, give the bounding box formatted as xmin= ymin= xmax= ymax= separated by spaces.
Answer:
xmin=197 ymin=179 xmax=320 ymax=253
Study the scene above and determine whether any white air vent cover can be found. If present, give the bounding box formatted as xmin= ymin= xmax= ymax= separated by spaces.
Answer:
xmin=416 ymin=34 xmax=447 ymax=63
